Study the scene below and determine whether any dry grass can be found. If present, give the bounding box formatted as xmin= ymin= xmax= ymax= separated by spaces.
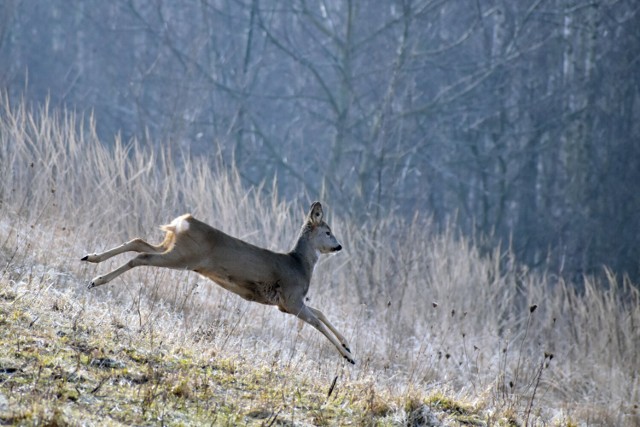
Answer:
xmin=1 ymin=96 xmax=639 ymax=425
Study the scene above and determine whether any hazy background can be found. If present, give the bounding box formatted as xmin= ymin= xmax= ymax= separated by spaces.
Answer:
xmin=1 ymin=0 xmax=639 ymax=282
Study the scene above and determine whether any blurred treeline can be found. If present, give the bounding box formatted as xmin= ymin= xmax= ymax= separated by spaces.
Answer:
xmin=1 ymin=0 xmax=638 ymax=281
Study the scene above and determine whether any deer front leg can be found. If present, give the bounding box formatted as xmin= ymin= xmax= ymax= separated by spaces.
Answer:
xmin=292 ymin=304 xmax=355 ymax=364
xmin=82 ymin=238 xmax=165 ymax=263
xmin=307 ymin=306 xmax=352 ymax=354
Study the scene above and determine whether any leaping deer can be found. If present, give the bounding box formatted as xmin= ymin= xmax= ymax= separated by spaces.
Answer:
xmin=81 ymin=202 xmax=355 ymax=364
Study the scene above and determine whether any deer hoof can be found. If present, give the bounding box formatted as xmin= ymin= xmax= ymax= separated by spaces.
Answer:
xmin=81 ymin=255 xmax=89 ymax=261
xmin=88 ymin=276 xmax=105 ymax=288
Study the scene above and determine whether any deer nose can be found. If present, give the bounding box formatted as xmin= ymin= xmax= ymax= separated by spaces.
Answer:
xmin=334 ymin=245 xmax=342 ymax=252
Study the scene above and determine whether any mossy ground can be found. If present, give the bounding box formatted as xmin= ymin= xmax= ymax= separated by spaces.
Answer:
xmin=0 ymin=274 xmax=499 ymax=426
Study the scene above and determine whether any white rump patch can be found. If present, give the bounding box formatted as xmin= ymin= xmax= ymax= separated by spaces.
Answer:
xmin=162 ymin=214 xmax=191 ymax=234
xmin=173 ymin=215 xmax=191 ymax=233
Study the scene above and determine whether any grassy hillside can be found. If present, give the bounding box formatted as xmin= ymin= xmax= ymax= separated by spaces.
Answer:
xmin=1 ymin=97 xmax=638 ymax=425
xmin=0 ymin=258 xmax=487 ymax=426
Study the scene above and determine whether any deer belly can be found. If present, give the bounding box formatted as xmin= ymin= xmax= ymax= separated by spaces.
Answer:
xmin=196 ymin=270 xmax=281 ymax=305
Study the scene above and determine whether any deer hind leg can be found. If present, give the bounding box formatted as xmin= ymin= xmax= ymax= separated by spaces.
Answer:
xmin=82 ymin=238 xmax=167 ymax=263
xmin=292 ymin=304 xmax=355 ymax=364
xmin=87 ymin=248 xmax=190 ymax=289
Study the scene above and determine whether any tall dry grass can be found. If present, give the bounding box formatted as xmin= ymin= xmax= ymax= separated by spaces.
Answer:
xmin=1 ymin=95 xmax=638 ymax=425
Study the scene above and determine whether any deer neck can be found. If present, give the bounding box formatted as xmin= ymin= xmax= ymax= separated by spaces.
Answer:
xmin=291 ymin=233 xmax=319 ymax=280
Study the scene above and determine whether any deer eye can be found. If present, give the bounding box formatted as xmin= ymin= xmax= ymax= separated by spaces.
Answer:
xmin=325 ymin=231 xmax=331 ymax=236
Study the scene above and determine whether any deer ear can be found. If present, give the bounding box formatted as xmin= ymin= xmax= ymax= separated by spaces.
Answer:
xmin=308 ymin=202 xmax=324 ymax=225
